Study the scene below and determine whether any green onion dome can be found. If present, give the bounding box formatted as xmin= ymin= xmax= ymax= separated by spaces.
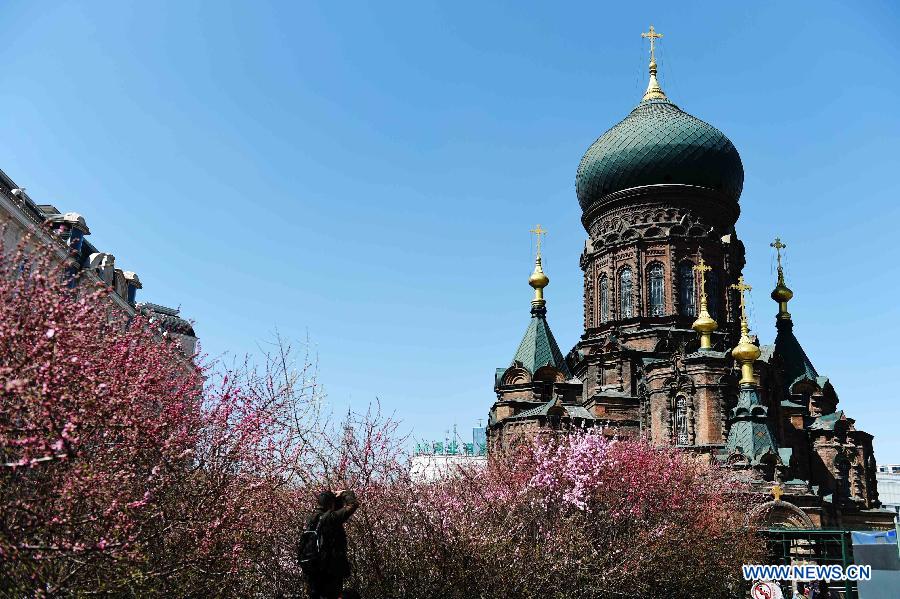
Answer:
xmin=576 ymin=94 xmax=744 ymax=212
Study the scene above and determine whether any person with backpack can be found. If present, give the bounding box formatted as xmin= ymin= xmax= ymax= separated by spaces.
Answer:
xmin=298 ymin=489 xmax=360 ymax=599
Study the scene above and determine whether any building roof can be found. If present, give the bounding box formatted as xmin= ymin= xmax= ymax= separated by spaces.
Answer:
xmin=724 ymin=386 xmax=782 ymax=465
xmin=576 ymin=97 xmax=744 ymax=211
xmin=512 ymin=313 xmax=571 ymax=377
xmin=773 ymin=319 xmax=819 ymax=391
xmin=509 ymin=398 xmax=595 ymax=422
xmin=138 ymin=302 xmax=196 ymax=337
xmin=809 ymin=410 xmax=845 ymax=431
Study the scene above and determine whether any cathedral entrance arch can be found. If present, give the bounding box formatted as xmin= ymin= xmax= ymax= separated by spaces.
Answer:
xmin=750 ymin=499 xmax=815 ymax=529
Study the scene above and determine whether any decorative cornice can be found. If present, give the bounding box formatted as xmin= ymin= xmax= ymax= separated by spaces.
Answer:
xmin=580 ymin=184 xmax=740 ymax=232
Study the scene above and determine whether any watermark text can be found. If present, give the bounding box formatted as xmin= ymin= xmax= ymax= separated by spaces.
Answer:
xmin=742 ymin=564 xmax=871 ymax=582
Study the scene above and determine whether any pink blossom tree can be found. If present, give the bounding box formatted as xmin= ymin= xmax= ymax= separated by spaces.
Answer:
xmin=0 ymin=238 xmax=333 ymax=595
xmin=345 ymin=433 xmax=764 ymax=598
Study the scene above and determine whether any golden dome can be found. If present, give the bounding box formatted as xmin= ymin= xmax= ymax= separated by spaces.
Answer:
xmin=732 ymin=336 xmax=761 ymax=364
xmin=527 ymin=225 xmax=550 ymax=313
xmin=771 ymin=281 xmax=793 ymax=303
xmin=692 ymin=312 xmax=718 ymax=334
xmin=729 ymin=275 xmax=759 ymax=385
xmin=691 ymin=257 xmax=718 ymax=350
xmin=771 ymin=272 xmax=793 ymax=320
xmin=528 ymin=255 xmax=549 ymax=312
xmin=770 ymin=238 xmax=793 ymax=320
xmin=529 ymin=258 xmax=549 ymax=289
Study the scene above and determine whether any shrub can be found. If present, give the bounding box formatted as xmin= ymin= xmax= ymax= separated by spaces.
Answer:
xmin=346 ymin=433 xmax=763 ymax=599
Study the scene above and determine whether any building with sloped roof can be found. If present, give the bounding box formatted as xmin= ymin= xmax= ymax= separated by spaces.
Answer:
xmin=487 ymin=28 xmax=893 ymax=530
xmin=0 ymin=167 xmax=197 ymax=356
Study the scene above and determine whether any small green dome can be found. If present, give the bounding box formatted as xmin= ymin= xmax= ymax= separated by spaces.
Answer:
xmin=576 ymin=98 xmax=744 ymax=212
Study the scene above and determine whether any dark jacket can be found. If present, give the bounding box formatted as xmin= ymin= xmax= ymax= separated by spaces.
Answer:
xmin=307 ymin=500 xmax=358 ymax=579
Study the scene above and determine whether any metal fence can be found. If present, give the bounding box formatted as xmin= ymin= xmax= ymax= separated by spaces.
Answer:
xmin=762 ymin=528 xmax=857 ymax=599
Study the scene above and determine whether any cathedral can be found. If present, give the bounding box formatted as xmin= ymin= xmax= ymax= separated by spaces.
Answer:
xmin=487 ymin=28 xmax=894 ymax=530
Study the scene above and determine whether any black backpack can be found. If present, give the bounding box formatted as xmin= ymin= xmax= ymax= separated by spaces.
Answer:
xmin=296 ymin=515 xmax=325 ymax=575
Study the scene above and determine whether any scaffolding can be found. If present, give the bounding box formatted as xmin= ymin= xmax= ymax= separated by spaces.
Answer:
xmin=762 ymin=528 xmax=858 ymax=599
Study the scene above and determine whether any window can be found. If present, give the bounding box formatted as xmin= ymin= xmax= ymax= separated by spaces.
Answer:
xmin=678 ymin=262 xmax=695 ymax=317
xmin=648 ymin=263 xmax=665 ymax=316
xmin=599 ymin=275 xmax=609 ymax=323
xmin=619 ymin=268 xmax=633 ymax=318
xmin=707 ymin=269 xmax=720 ymax=321
xmin=675 ymin=396 xmax=689 ymax=446
xmin=68 ymin=229 xmax=84 ymax=253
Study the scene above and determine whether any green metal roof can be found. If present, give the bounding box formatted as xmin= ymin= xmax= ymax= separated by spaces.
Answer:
xmin=810 ymin=410 xmax=845 ymax=431
xmin=576 ymin=98 xmax=744 ymax=211
xmin=724 ymin=386 xmax=781 ymax=465
xmin=512 ymin=313 xmax=571 ymax=378
xmin=509 ymin=398 xmax=595 ymax=421
xmin=773 ymin=319 xmax=819 ymax=391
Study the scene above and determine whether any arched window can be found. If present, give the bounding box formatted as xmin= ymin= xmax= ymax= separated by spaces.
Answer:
xmin=599 ymin=275 xmax=609 ymax=323
xmin=648 ymin=263 xmax=665 ymax=316
xmin=678 ymin=262 xmax=695 ymax=317
xmin=619 ymin=268 xmax=633 ymax=318
xmin=674 ymin=396 xmax=689 ymax=446
xmin=707 ymin=269 xmax=720 ymax=321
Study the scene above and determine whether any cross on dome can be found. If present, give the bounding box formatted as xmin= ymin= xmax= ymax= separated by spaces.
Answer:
xmin=641 ymin=25 xmax=663 ymax=63
xmin=640 ymin=25 xmax=668 ymax=101
xmin=529 ymin=224 xmax=547 ymax=258
xmin=770 ymin=237 xmax=787 ymax=270
xmin=730 ymin=276 xmax=753 ymax=322
xmin=693 ymin=257 xmax=712 ymax=301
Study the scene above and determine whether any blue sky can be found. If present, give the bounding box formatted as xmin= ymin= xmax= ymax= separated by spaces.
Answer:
xmin=2 ymin=1 xmax=899 ymax=461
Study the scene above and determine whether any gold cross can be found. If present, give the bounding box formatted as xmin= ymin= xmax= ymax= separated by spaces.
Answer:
xmin=530 ymin=224 xmax=548 ymax=258
xmin=771 ymin=483 xmax=784 ymax=502
xmin=641 ymin=25 xmax=664 ymax=63
xmin=693 ymin=258 xmax=712 ymax=301
xmin=770 ymin=237 xmax=786 ymax=270
xmin=730 ymin=276 xmax=752 ymax=321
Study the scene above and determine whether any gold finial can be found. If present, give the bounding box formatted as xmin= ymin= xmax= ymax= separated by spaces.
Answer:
xmin=641 ymin=25 xmax=668 ymax=102
xmin=771 ymin=237 xmax=786 ymax=270
xmin=771 ymin=483 xmax=785 ymax=502
xmin=530 ymin=224 xmax=547 ymax=259
xmin=731 ymin=276 xmax=752 ymax=325
xmin=730 ymin=276 xmax=760 ymax=386
xmin=691 ymin=257 xmax=718 ymax=350
xmin=641 ymin=25 xmax=663 ymax=63
xmin=770 ymin=237 xmax=793 ymax=320
xmin=528 ymin=225 xmax=549 ymax=312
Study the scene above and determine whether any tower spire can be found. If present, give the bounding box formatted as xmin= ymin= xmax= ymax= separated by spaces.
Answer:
xmin=691 ymin=257 xmax=718 ymax=349
xmin=770 ymin=237 xmax=793 ymax=320
xmin=730 ymin=276 xmax=760 ymax=386
xmin=641 ymin=25 xmax=668 ymax=102
xmin=528 ymin=225 xmax=549 ymax=315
